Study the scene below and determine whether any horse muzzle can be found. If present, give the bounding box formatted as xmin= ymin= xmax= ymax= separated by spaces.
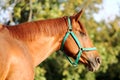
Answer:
xmin=86 ymin=56 xmax=101 ymax=72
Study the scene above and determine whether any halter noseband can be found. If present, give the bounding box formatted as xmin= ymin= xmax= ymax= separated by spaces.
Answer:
xmin=60 ymin=17 xmax=96 ymax=66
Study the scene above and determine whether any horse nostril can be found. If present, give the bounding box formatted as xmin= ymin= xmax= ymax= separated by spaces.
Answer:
xmin=95 ymin=57 xmax=101 ymax=64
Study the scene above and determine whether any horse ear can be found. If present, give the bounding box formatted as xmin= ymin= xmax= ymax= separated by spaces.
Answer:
xmin=73 ymin=9 xmax=84 ymax=21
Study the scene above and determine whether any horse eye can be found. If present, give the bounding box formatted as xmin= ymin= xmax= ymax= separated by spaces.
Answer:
xmin=79 ymin=32 xmax=86 ymax=36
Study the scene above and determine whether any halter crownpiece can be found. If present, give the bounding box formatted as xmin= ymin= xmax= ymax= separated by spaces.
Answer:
xmin=60 ymin=17 xmax=96 ymax=66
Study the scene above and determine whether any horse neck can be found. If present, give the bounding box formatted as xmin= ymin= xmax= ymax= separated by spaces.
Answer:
xmin=7 ymin=17 xmax=68 ymax=67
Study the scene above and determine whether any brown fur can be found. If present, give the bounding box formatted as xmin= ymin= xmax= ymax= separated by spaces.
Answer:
xmin=6 ymin=17 xmax=67 ymax=41
xmin=0 ymin=10 xmax=101 ymax=80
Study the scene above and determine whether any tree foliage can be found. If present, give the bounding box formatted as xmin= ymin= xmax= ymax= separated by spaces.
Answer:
xmin=0 ymin=0 xmax=120 ymax=80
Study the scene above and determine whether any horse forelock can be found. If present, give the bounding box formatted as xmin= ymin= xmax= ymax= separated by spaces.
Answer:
xmin=6 ymin=17 xmax=68 ymax=41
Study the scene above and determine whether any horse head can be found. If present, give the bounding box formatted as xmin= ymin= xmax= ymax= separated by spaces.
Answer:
xmin=61 ymin=9 xmax=101 ymax=71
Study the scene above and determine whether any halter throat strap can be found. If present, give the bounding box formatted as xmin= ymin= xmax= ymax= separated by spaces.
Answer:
xmin=60 ymin=17 xmax=96 ymax=66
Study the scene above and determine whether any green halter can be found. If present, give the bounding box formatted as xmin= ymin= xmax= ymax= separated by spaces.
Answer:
xmin=60 ymin=17 xmax=96 ymax=66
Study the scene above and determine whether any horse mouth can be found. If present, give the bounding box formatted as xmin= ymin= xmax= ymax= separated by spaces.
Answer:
xmin=86 ymin=61 xmax=99 ymax=72
xmin=80 ymin=59 xmax=101 ymax=72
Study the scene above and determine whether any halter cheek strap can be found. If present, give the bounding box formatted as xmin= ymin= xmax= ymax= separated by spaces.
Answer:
xmin=60 ymin=17 xmax=96 ymax=66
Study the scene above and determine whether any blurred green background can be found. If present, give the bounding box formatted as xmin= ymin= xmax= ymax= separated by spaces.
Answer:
xmin=0 ymin=0 xmax=120 ymax=80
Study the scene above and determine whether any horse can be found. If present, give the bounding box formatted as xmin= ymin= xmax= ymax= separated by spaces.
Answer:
xmin=0 ymin=9 xmax=101 ymax=80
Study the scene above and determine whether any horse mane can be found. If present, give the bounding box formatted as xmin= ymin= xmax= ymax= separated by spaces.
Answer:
xmin=5 ymin=17 xmax=68 ymax=41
